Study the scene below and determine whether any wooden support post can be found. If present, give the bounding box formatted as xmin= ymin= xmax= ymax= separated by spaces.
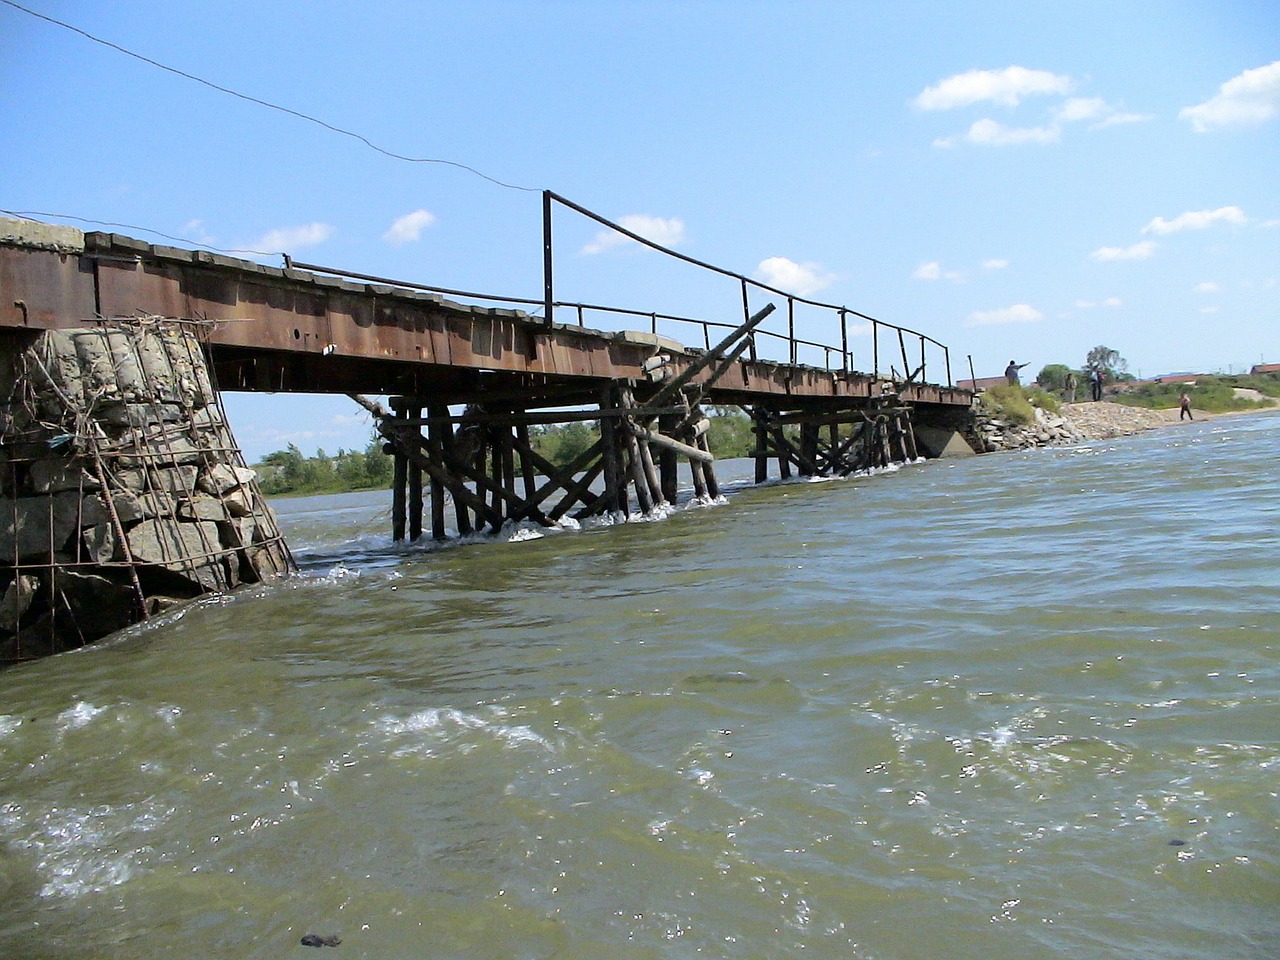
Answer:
xmin=425 ymin=406 xmax=447 ymax=541
xmin=431 ymin=402 xmax=473 ymax=536
xmin=773 ymin=424 xmax=793 ymax=479
xmin=500 ymin=421 xmax=518 ymax=521
xmin=599 ymin=386 xmax=624 ymax=516
xmin=903 ymin=414 xmax=920 ymax=461
xmin=407 ymin=403 xmax=424 ymax=541
xmin=800 ymin=422 xmax=819 ymax=477
xmin=391 ymin=402 xmax=408 ymax=542
xmin=753 ymin=407 xmax=769 ymax=484
xmin=658 ymin=412 xmax=680 ymax=502
xmin=516 ymin=424 xmax=537 ymax=501
xmin=697 ymin=430 xmax=720 ymax=499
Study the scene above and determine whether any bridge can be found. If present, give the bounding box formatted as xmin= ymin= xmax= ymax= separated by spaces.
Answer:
xmin=1 ymin=210 xmax=972 ymax=527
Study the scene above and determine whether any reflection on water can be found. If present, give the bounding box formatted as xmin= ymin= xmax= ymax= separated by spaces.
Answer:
xmin=1 ymin=415 xmax=1278 ymax=959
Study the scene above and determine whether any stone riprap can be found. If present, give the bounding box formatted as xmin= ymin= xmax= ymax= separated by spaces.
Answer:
xmin=1 ymin=321 xmax=294 ymax=663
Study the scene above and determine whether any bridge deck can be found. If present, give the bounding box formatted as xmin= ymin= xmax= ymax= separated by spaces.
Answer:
xmin=0 ymin=224 xmax=970 ymax=411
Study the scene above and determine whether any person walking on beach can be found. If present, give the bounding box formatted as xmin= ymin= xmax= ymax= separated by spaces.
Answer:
xmin=1090 ymin=368 xmax=1104 ymax=402
xmin=1005 ymin=360 xmax=1029 ymax=386
xmin=1064 ymin=370 xmax=1078 ymax=403
xmin=1179 ymin=391 xmax=1194 ymax=421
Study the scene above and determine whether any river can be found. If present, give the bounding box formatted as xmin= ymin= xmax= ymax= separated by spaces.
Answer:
xmin=1 ymin=413 xmax=1277 ymax=959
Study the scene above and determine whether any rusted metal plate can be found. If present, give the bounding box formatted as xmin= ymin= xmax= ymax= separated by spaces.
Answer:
xmin=2 ymin=235 xmax=972 ymax=409
xmin=0 ymin=247 xmax=98 ymax=328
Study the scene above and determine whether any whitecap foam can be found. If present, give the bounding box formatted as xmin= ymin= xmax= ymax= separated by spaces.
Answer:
xmin=56 ymin=702 xmax=108 ymax=733
xmin=373 ymin=706 xmax=553 ymax=758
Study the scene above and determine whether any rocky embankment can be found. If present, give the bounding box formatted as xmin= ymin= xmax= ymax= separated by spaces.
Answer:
xmin=967 ymin=401 xmax=1183 ymax=453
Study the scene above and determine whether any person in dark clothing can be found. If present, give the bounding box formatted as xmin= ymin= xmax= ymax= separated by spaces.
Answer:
xmin=1090 ymin=369 xmax=1104 ymax=401
xmin=1005 ymin=360 xmax=1029 ymax=386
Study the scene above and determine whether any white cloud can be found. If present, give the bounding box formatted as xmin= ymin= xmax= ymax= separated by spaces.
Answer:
xmin=1200 ymin=306 xmax=1220 ymax=314
xmin=582 ymin=214 xmax=685 ymax=254
xmin=1101 ymin=297 xmax=1122 ymax=307
xmin=1055 ymin=97 xmax=1108 ymax=122
xmin=912 ymin=260 xmax=967 ymax=282
xmin=755 ymin=256 xmax=835 ymax=296
xmin=1089 ymin=241 xmax=1157 ymax=261
xmin=1142 ymin=206 xmax=1246 ymax=235
xmin=914 ymin=66 xmax=1072 ymax=110
xmin=252 ymin=222 xmax=334 ymax=252
xmin=982 ymin=258 xmax=1009 ymax=270
xmin=1180 ymin=60 xmax=1280 ymax=131
xmin=383 ymin=209 xmax=437 ymax=244
xmin=964 ymin=303 xmax=1043 ymax=327
xmin=1092 ymin=111 xmax=1152 ymax=129
xmin=960 ymin=118 xmax=1061 ymax=146
xmin=1194 ymin=281 xmax=1221 ymax=293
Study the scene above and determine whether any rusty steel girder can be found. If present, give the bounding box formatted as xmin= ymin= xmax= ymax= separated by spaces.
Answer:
xmin=0 ymin=230 xmax=972 ymax=409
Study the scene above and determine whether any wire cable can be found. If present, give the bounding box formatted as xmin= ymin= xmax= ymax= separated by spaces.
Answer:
xmin=1 ymin=0 xmax=540 ymax=193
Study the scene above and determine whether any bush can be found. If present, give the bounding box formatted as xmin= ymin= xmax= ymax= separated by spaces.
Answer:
xmin=979 ymin=384 xmax=1036 ymax=425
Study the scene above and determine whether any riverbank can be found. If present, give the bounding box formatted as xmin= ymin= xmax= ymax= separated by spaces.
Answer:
xmin=969 ymin=399 xmax=1278 ymax=452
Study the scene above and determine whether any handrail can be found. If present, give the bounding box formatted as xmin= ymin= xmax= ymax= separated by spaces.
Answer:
xmin=542 ymin=191 xmax=954 ymax=386
xmin=294 ymin=193 xmax=959 ymax=390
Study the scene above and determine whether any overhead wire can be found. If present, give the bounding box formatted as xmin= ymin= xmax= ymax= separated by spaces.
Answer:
xmin=0 ymin=0 xmax=541 ymax=194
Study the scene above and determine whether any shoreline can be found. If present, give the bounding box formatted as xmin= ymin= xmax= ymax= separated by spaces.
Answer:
xmin=968 ymin=399 xmax=1278 ymax=452
xmin=1061 ymin=400 xmax=1279 ymax=440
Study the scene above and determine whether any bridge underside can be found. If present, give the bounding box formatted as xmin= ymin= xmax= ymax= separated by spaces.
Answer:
xmin=2 ymin=223 xmax=976 ymax=541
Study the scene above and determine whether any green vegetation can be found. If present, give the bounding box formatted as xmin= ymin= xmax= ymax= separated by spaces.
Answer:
xmin=1113 ymin=374 xmax=1279 ymax=413
xmin=979 ymin=384 xmax=1060 ymax=425
xmin=1036 ymin=363 xmax=1076 ymax=394
xmin=1086 ymin=345 xmax=1129 ymax=381
xmin=254 ymin=437 xmax=394 ymax=496
xmin=530 ymin=421 xmax=599 ymax=466
xmin=705 ymin=406 xmax=757 ymax=458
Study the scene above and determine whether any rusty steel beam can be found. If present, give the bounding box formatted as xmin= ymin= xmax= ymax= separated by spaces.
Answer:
xmin=0 ymin=230 xmax=972 ymax=408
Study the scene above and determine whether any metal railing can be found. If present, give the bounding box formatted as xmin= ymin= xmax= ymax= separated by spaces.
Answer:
xmin=296 ymin=192 xmax=957 ymax=388
xmin=542 ymin=192 xmax=952 ymax=387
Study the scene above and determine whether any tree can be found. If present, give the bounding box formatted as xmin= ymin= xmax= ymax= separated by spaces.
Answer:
xmin=1036 ymin=363 xmax=1073 ymax=393
xmin=1086 ymin=346 xmax=1128 ymax=380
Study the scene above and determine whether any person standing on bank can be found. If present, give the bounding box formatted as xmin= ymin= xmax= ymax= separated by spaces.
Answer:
xmin=1005 ymin=360 xmax=1030 ymax=386
xmin=1179 ymin=391 xmax=1194 ymax=421
xmin=1064 ymin=370 xmax=1078 ymax=403
xmin=1090 ymin=368 xmax=1104 ymax=402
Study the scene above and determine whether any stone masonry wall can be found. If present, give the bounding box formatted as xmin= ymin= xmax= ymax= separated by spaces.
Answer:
xmin=0 ymin=320 xmax=295 ymax=663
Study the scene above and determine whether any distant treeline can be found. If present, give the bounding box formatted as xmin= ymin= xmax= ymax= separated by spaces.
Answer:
xmin=253 ymin=409 xmax=766 ymax=496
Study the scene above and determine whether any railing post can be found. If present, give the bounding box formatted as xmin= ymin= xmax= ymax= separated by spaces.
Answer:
xmin=788 ymin=298 xmax=796 ymax=365
xmin=898 ymin=329 xmax=910 ymax=381
xmin=919 ymin=336 xmax=926 ymax=385
xmin=945 ymin=346 xmax=952 ymax=387
xmin=873 ymin=320 xmax=879 ymax=378
xmin=542 ymin=191 xmax=554 ymax=328
xmin=651 ymin=312 xmax=657 ymax=335
xmin=839 ymin=308 xmax=849 ymax=372
xmin=967 ymin=354 xmax=977 ymax=391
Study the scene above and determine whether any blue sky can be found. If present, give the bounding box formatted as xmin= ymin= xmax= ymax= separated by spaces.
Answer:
xmin=3 ymin=0 xmax=1277 ymax=461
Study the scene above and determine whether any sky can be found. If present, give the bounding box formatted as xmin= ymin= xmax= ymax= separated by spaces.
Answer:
xmin=2 ymin=0 xmax=1277 ymax=462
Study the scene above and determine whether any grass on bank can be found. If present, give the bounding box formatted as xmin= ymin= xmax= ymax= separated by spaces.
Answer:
xmin=978 ymin=384 xmax=1061 ymax=426
xmin=1112 ymin=373 xmax=1280 ymax=414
